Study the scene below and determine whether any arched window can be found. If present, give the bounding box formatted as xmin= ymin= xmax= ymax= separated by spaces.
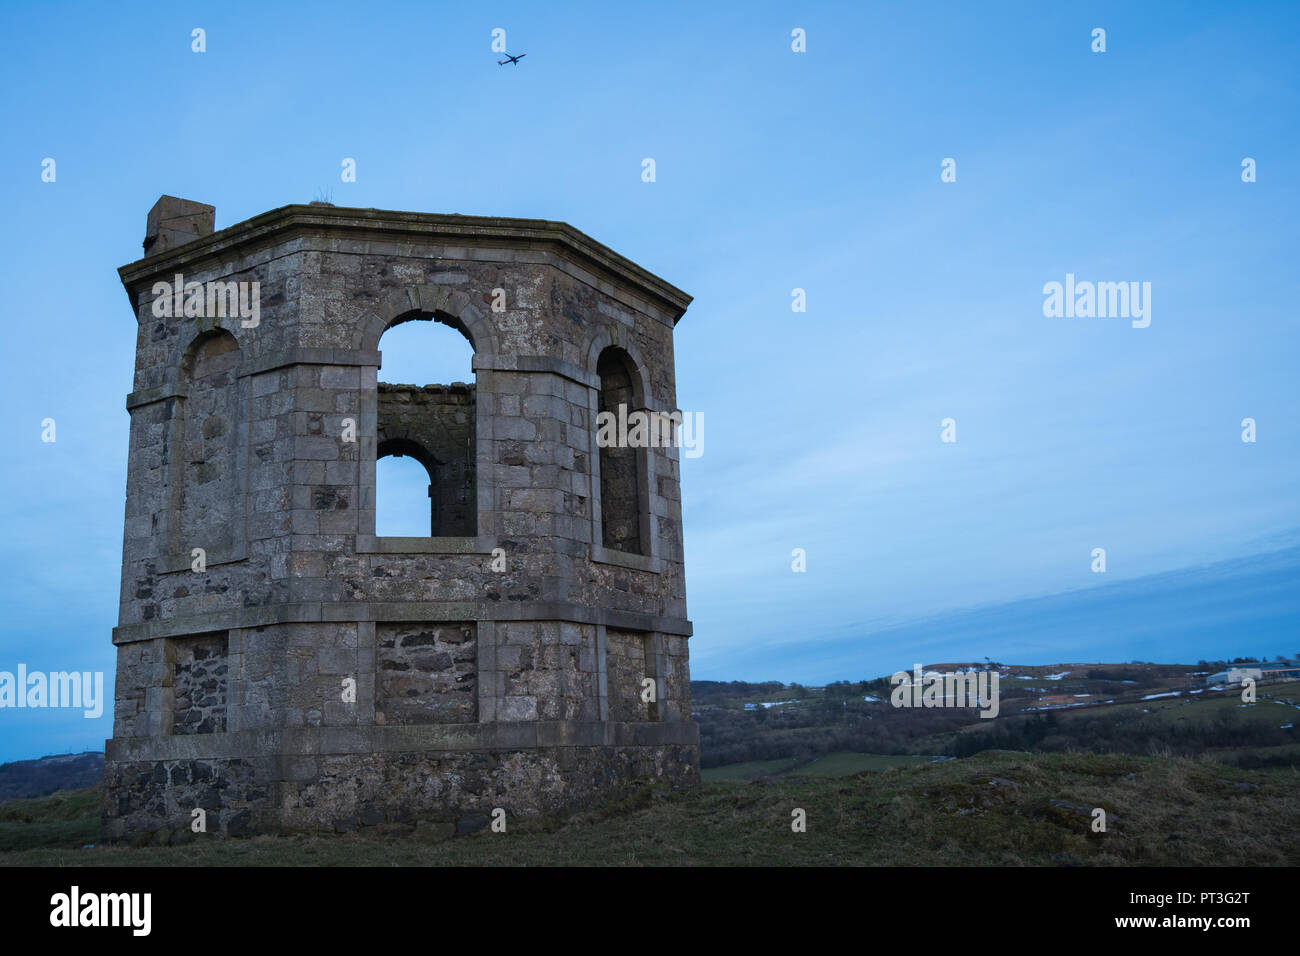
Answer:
xmin=375 ymin=443 xmax=436 ymax=536
xmin=596 ymin=347 xmax=645 ymax=555
xmin=173 ymin=329 xmax=241 ymax=554
xmin=375 ymin=316 xmax=476 ymax=537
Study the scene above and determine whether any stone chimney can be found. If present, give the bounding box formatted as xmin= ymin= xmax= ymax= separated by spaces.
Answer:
xmin=143 ymin=195 xmax=215 ymax=255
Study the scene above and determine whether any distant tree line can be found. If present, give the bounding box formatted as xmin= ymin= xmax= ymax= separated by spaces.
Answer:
xmin=945 ymin=702 xmax=1295 ymax=763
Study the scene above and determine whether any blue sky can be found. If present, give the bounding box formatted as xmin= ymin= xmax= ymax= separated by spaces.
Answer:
xmin=1 ymin=1 xmax=1298 ymax=761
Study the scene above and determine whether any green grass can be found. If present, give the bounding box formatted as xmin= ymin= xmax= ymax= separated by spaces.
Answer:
xmin=2 ymin=751 xmax=1296 ymax=866
xmin=701 ymin=757 xmax=802 ymax=782
xmin=1205 ymin=743 xmax=1300 ymax=766
xmin=0 ymin=787 xmax=100 ymax=851
xmin=701 ymin=752 xmax=936 ymax=782
xmin=792 ymin=753 xmax=937 ymax=776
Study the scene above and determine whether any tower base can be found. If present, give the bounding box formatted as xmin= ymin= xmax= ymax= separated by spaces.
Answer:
xmin=103 ymin=722 xmax=699 ymax=841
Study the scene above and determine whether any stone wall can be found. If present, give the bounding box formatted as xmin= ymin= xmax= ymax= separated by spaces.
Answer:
xmin=658 ymin=634 xmax=693 ymax=722
xmin=606 ymin=629 xmax=652 ymax=722
xmin=103 ymin=741 xmax=698 ymax=843
xmin=113 ymin=637 xmax=165 ymax=738
xmin=278 ymin=744 xmax=699 ymax=833
xmin=172 ymin=633 xmax=228 ymax=734
xmin=103 ymin=756 xmax=265 ymax=843
xmin=376 ymin=622 xmax=476 ymax=724
xmin=496 ymin=621 xmax=598 ymax=721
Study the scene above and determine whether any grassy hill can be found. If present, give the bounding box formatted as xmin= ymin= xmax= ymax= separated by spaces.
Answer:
xmin=1 ymin=751 xmax=1295 ymax=866
xmin=0 ymin=753 xmax=103 ymax=802
xmin=0 ymin=787 xmax=100 ymax=852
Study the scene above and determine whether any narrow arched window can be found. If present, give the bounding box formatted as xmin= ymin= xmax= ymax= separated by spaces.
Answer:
xmin=174 ymin=330 xmax=241 ymax=553
xmin=596 ymin=347 xmax=644 ymax=555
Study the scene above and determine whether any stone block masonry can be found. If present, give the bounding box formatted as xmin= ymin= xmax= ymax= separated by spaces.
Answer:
xmin=104 ymin=198 xmax=698 ymax=839
xmin=171 ymin=634 xmax=228 ymax=734
xmin=376 ymin=623 xmax=477 ymax=724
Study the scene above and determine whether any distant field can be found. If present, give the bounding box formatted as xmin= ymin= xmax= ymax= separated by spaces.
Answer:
xmin=913 ymin=686 xmax=1300 ymax=758
xmin=2 ymin=751 xmax=1296 ymax=866
xmin=694 ymin=666 xmax=1300 ymax=773
xmin=948 ymin=686 xmax=1296 ymax=731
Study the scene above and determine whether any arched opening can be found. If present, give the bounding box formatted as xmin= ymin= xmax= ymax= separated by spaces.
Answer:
xmin=376 ymin=315 xmax=474 ymax=387
xmin=375 ymin=314 xmax=476 ymax=536
xmin=596 ymin=346 xmax=645 ymax=555
xmin=375 ymin=449 xmax=436 ymax=536
xmin=174 ymin=329 xmax=242 ymax=553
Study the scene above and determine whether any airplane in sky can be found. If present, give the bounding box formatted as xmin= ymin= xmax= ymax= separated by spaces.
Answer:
xmin=497 ymin=53 xmax=527 ymax=66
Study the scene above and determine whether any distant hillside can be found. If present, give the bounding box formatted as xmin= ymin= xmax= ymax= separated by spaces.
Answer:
xmin=692 ymin=659 xmax=1300 ymax=770
xmin=0 ymin=753 xmax=104 ymax=802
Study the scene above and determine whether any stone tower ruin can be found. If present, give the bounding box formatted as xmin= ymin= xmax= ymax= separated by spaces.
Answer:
xmin=104 ymin=197 xmax=698 ymax=839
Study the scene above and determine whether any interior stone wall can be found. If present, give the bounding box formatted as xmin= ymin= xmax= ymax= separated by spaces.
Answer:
xmin=376 ymin=383 xmax=475 ymax=536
